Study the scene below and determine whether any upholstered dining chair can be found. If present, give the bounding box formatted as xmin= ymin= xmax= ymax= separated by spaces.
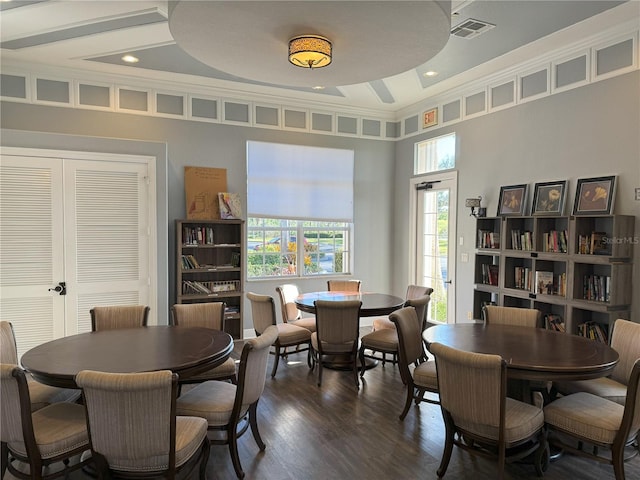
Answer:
xmin=327 ymin=279 xmax=361 ymax=292
xmin=429 ymin=342 xmax=548 ymax=479
xmin=554 ymin=318 xmax=640 ymax=406
xmin=247 ymin=292 xmax=311 ymax=378
xmin=275 ymin=284 xmax=316 ymax=332
xmin=90 ymin=305 xmax=150 ymax=331
xmin=483 ymin=305 xmax=542 ymax=328
xmin=389 ymin=306 xmax=439 ymax=420
xmin=170 ymin=302 xmax=237 ymax=385
xmin=310 ymin=299 xmax=362 ymax=389
xmin=372 ymin=285 xmax=434 ymax=331
xmin=175 ymin=325 xmax=278 ymax=479
xmin=358 ymin=294 xmax=431 ymax=376
xmin=0 ymin=321 xmax=80 ymax=410
xmin=75 ymin=369 xmax=209 ymax=480
xmin=544 ymin=359 xmax=640 ymax=480
xmin=1 ymin=363 xmax=92 ymax=480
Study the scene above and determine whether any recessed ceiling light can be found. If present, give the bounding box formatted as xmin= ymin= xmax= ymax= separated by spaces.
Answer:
xmin=312 ymin=86 xmax=325 ymax=90
xmin=423 ymin=71 xmax=438 ymax=77
xmin=121 ymin=55 xmax=139 ymax=64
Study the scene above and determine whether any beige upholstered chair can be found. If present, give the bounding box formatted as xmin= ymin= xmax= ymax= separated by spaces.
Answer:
xmin=175 ymin=326 xmax=278 ymax=479
xmin=247 ymin=292 xmax=311 ymax=378
xmin=358 ymin=294 xmax=431 ymax=375
xmin=429 ymin=342 xmax=548 ymax=479
xmin=327 ymin=279 xmax=361 ymax=292
xmin=483 ymin=305 xmax=542 ymax=328
xmin=372 ymin=285 xmax=434 ymax=331
xmin=1 ymin=364 xmax=91 ymax=480
xmin=554 ymin=319 xmax=640 ymax=405
xmin=389 ymin=306 xmax=439 ymax=420
xmin=76 ymin=369 xmax=209 ymax=480
xmin=170 ymin=302 xmax=237 ymax=384
xmin=310 ymin=299 xmax=362 ymax=389
xmin=0 ymin=321 xmax=80 ymax=410
xmin=90 ymin=305 xmax=150 ymax=331
xmin=275 ymin=284 xmax=316 ymax=332
xmin=544 ymin=359 xmax=640 ymax=480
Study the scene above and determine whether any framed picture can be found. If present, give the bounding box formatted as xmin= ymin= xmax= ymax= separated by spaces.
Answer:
xmin=497 ymin=184 xmax=528 ymax=216
xmin=422 ymin=108 xmax=438 ymax=129
xmin=572 ymin=175 xmax=616 ymax=215
xmin=532 ymin=180 xmax=567 ymax=215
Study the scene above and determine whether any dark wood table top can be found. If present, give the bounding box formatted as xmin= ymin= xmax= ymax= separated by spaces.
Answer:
xmin=21 ymin=325 xmax=234 ymax=389
xmin=295 ymin=291 xmax=405 ymax=317
xmin=423 ymin=323 xmax=619 ymax=382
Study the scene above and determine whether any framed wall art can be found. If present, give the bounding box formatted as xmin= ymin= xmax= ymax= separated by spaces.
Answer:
xmin=532 ymin=180 xmax=567 ymax=215
xmin=572 ymin=175 xmax=616 ymax=215
xmin=497 ymin=184 xmax=528 ymax=216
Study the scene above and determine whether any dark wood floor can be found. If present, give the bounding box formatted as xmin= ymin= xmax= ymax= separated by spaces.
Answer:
xmin=10 ymin=334 xmax=638 ymax=480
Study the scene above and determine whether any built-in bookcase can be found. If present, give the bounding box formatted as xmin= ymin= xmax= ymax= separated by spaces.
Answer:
xmin=473 ymin=215 xmax=634 ymax=343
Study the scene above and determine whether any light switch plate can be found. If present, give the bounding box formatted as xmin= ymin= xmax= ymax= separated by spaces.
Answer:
xmin=635 ymin=187 xmax=640 ymax=201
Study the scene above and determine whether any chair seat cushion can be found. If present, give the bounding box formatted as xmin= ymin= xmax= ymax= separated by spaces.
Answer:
xmin=553 ymin=377 xmax=626 ymax=406
xmin=277 ymin=323 xmax=311 ymax=347
xmin=361 ymin=329 xmax=398 ymax=352
xmin=176 ymin=380 xmax=237 ymax=426
xmin=290 ymin=317 xmax=316 ymax=332
xmin=311 ymin=333 xmax=355 ymax=354
xmin=413 ymin=361 xmax=438 ymax=390
xmin=372 ymin=317 xmax=395 ymax=331
xmin=544 ymin=391 xmax=624 ymax=445
xmin=182 ymin=357 xmax=237 ymax=382
xmin=455 ymin=398 xmax=544 ymax=445
xmin=174 ymin=416 xmax=208 ymax=468
xmin=27 ymin=377 xmax=82 ymax=411
xmin=9 ymin=402 xmax=88 ymax=459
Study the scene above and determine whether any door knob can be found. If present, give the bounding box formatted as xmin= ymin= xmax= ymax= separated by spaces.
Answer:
xmin=48 ymin=282 xmax=67 ymax=295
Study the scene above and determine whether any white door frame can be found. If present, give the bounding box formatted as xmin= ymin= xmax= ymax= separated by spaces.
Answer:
xmin=408 ymin=170 xmax=457 ymax=323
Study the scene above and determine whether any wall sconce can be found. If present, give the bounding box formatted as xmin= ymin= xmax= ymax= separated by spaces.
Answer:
xmin=465 ymin=196 xmax=485 ymax=217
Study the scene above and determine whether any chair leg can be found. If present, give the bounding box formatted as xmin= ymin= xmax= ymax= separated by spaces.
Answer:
xmin=271 ymin=345 xmax=281 ymax=378
xmin=352 ymin=355 xmax=359 ymax=390
xmin=358 ymin=344 xmax=367 ymax=378
xmin=1 ymin=442 xmax=8 ymax=480
xmin=436 ymin=412 xmax=456 ymax=478
xmin=400 ymin=383 xmax=415 ymax=420
xmin=382 ymin=352 xmax=386 ymax=365
xmin=612 ymin=441 xmax=625 ymax=480
xmin=307 ymin=344 xmax=313 ymax=369
xmin=228 ymin=423 xmax=244 ymax=479
xmin=317 ymin=354 xmax=324 ymax=387
xmin=199 ymin=439 xmax=210 ymax=480
xmin=248 ymin=402 xmax=266 ymax=451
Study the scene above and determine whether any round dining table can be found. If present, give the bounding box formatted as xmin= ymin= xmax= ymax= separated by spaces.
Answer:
xmin=21 ymin=325 xmax=234 ymax=389
xmin=295 ymin=291 xmax=405 ymax=316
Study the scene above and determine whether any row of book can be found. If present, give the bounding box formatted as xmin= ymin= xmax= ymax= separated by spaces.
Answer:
xmin=534 ymin=271 xmax=566 ymax=296
xmin=542 ymin=230 xmax=568 ymax=253
xmin=478 ymin=230 xmax=500 ymax=249
xmin=545 ymin=314 xmax=565 ymax=332
xmin=480 ymin=264 xmax=499 ymax=286
xmin=577 ymin=321 xmax=609 ymax=343
xmin=577 ymin=231 xmax=608 ymax=255
xmin=182 ymin=226 xmax=215 ymax=245
xmin=182 ymin=280 xmax=240 ymax=295
xmin=510 ymin=229 xmax=533 ymax=251
xmin=181 ymin=254 xmax=201 ymax=269
xmin=582 ymin=274 xmax=610 ymax=302
xmin=513 ymin=266 xmax=532 ymax=290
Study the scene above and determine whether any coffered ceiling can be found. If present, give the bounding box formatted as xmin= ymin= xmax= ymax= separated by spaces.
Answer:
xmin=0 ymin=1 xmax=630 ymax=114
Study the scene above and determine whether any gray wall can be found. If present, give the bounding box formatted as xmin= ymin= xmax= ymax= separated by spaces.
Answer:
xmin=0 ymin=103 xmax=396 ymax=330
xmin=394 ymin=71 xmax=640 ymax=322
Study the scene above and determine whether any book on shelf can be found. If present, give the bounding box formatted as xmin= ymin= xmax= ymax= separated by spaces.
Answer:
xmin=514 ymin=266 xmax=532 ymax=290
xmin=578 ymin=231 xmax=609 ymax=255
xmin=478 ymin=230 xmax=499 ymax=249
xmin=510 ymin=229 xmax=533 ymax=251
xmin=578 ymin=321 xmax=609 ymax=344
xmin=542 ymin=230 xmax=568 ymax=253
xmin=535 ymin=271 xmax=554 ymax=294
xmin=481 ymin=264 xmax=499 ymax=286
xmin=181 ymin=254 xmax=201 ymax=269
xmin=582 ymin=274 xmax=610 ymax=302
xmin=545 ymin=314 xmax=565 ymax=332
xmin=182 ymin=226 xmax=215 ymax=245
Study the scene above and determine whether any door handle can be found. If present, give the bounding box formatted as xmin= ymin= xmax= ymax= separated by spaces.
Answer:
xmin=48 ymin=282 xmax=66 ymax=295
xmin=444 ymin=280 xmax=452 ymax=284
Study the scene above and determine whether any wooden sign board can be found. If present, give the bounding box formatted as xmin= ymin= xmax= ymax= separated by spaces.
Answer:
xmin=185 ymin=166 xmax=227 ymax=219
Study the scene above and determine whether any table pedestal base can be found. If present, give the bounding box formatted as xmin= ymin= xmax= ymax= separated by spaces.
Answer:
xmin=321 ymin=354 xmax=378 ymax=371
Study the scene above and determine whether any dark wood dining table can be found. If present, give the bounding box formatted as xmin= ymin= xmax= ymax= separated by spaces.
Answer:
xmin=21 ymin=325 xmax=234 ymax=389
xmin=423 ymin=323 xmax=619 ymax=401
xmin=295 ymin=291 xmax=405 ymax=316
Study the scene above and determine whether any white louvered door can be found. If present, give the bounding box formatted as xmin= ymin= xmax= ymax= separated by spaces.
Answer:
xmin=0 ymin=150 xmax=153 ymax=358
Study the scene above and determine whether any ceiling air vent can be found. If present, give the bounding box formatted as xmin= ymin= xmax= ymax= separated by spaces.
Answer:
xmin=451 ymin=18 xmax=495 ymax=39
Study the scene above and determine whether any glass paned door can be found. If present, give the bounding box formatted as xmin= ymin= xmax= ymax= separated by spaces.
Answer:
xmin=412 ymin=172 xmax=457 ymax=324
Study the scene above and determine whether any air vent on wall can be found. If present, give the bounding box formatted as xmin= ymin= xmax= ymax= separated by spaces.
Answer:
xmin=451 ymin=18 xmax=495 ymax=39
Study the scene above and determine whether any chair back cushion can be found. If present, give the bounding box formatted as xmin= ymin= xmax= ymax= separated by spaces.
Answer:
xmin=90 ymin=305 xmax=149 ymax=331
xmin=76 ymin=369 xmax=175 ymax=471
xmin=0 ymin=321 xmax=19 ymax=364
xmin=610 ymin=319 xmax=640 ymax=385
xmin=404 ymin=295 xmax=431 ymax=330
xmin=0 ymin=364 xmax=27 ymax=445
xmin=314 ymin=300 xmax=361 ymax=353
xmin=276 ymin=284 xmax=302 ymax=322
xmin=484 ymin=305 xmax=541 ymax=328
xmin=171 ymin=302 xmax=225 ymax=330
xmin=430 ymin=342 xmax=504 ymax=428
xmin=237 ymin=326 xmax=278 ymax=410
xmin=247 ymin=292 xmax=277 ymax=335
xmin=405 ymin=285 xmax=434 ymax=300
xmin=390 ymin=306 xmax=423 ymax=367
xmin=327 ymin=280 xmax=361 ymax=292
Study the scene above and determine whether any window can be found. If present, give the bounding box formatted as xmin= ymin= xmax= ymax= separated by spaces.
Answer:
xmin=246 ymin=141 xmax=354 ymax=279
xmin=414 ymin=133 xmax=456 ymax=174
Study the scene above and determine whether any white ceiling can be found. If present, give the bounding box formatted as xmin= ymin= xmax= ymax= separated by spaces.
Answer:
xmin=0 ymin=0 xmax=630 ymax=114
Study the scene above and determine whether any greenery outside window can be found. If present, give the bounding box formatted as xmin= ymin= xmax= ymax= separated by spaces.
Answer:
xmin=415 ymin=133 xmax=456 ymax=174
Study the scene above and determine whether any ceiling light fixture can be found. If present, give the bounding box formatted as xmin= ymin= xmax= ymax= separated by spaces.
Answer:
xmin=121 ymin=54 xmax=139 ymax=63
xmin=288 ymin=35 xmax=332 ymax=69
xmin=424 ymin=71 xmax=439 ymax=77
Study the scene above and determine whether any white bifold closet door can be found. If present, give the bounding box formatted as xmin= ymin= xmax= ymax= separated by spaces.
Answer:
xmin=0 ymin=152 xmax=152 ymax=359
